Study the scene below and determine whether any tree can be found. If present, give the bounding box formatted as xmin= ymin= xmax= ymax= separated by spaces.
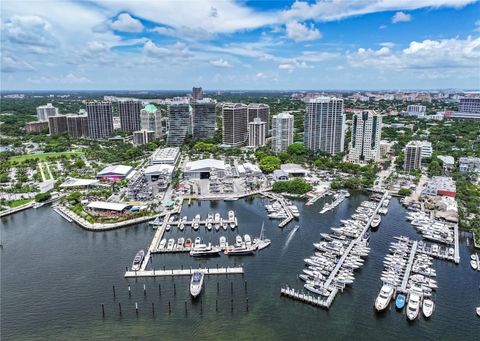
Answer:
xmin=35 ymin=192 xmax=51 ymax=202
xmin=398 ymin=188 xmax=412 ymax=196
xmin=287 ymin=143 xmax=306 ymax=156
xmin=259 ymin=156 xmax=281 ymax=173
xmin=272 ymin=178 xmax=312 ymax=194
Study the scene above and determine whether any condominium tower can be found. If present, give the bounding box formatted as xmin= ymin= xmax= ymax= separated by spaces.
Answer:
xmin=167 ymin=100 xmax=191 ymax=146
xmin=272 ymin=112 xmax=294 ymax=153
xmin=191 ymin=98 xmax=216 ymax=140
xmin=192 ymin=87 xmax=203 ymax=101
xmin=222 ymin=103 xmax=248 ymax=147
xmin=404 ymin=140 xmax=423 ymax=172
xmin=247 ymin=103 xmax=270 ymax=127
xmin=119 ymin=100 xmax=142 ymax=132
xmin=140 ymin=104 xmax=162 ymax=137
xmin=66 ymin=114 xmax=88 ymax=138
xmin=48 ymin=115 xmax=67 ymax=135
xmin=248 ymin=118 xmax=266 ymax=148
xmin=36 ymin=103 xmax=59 ymax=121
xmin=86 ymin=101 xmax=114 ymax=139
xmin=348 ymin=110 xmax=382 ymax=164
xmin=304 ymin=97 xmax=345 ymax=154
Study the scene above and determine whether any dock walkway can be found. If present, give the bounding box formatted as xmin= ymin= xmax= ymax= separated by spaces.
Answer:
xmin=263 ymin=192 xmax=295 ymax=227
xmin=399 ymin=240 xmax=418 ymax=292
xmin=280 ymin=287 xmax=339 ymax=309
xmin=125 ymin=266 xmax=244 ymax=278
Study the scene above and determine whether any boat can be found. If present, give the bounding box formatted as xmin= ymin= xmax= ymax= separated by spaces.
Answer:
xmin=476 ymin=307 xmax=480 ymax=317
xmin=214 ymin=213 xmax=220 ymax=222
xmin=235 ymin=235 xmax=242 ymax=247
xmin=253 ymin=222 xmax=271 ymax=250
xmin=194 ymin=237 xmax=201 ymax=246
xmin=422 ymin=299 xmax=434 ymax=318
xmin=179 ymin=223 xmax=185 ymax=231
xmin=131 ymin=250 xmax=145 ymax=271
xmin=244 ymin=234 xmax=252 ymax=247
xmin=219 ymin=236 xmax=227 ymax=249
xmin=230 ymin=221 xmax=236 ymax=229
xmin=304 ymin=282 xmax=330 ymax=297
xmin=207 ymin=223 xmax=212 ymax=231
xmin=228 ymin=210 xmax=235 ymax=221
xmin=190 ymin=243 xmax=221 ymax=257
xmin=395 ymin=294 xmax=406 ymax=309
xmin=193 ymin=222 xmax=199 ymax=230
xmin=184 ymin=238 xmax=192 ymax=248
xmin=195 ymin=214 xmax=201 ymax=221
xmin=177 ymin=237 xmax=185 ymax=248
xmin=375 ymin=284 xmax=394 ymax=311
xmin=471 ymin=260 xmax=478 ymax=270
xmin=371 ymin=215 xmax=382 ymax=228
xmin=159 ymin=238 xmax=167 ymax=249
xmin=167 ymin=238 xmax=175 ymax=250
xmin=165 ymin=225 xmax=171 ymax=232
xmin=406 ymin=293 xmax=421 ymax=321
xmin=190 ymin=271 xmax=204 ymax=298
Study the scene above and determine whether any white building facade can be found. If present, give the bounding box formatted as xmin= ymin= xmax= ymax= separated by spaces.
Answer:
xmin=348 ymin=110 xmax=382 ymax=164
xmin=272 ymin=112 xmax=294 ymax=153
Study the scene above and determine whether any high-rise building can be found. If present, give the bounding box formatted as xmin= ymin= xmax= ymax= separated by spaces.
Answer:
xmin=404 ymin=141 xmax=423 ymax=172
xmin=405 ymin=105 xmax=426 ymax=117
xmin=348 ymin=110 xmax=382 ymax=164
xmin=86 ymin=101 xmax=113 ymax=139
xmin=36 ymin=103 xmax=59 ymax=121
xmin=192 ymin=87 xmax=203 ymax=100
xmin=452 ymin=97 xmax=480 ymax=119
xmin=133 ymin=129 xmax=156 ymax=145
xmin=304 ymin=97 xmax=345 ymax=155
xmin=66 ymin=114 xmax=88 ymax=138
xmin=191 ymin=98 xmax=216 ymax=140
xmin=167 ymin=100 xmax=191 ymax=146
xmin=420 ymin=141 xmax=433 ymax=158
xmin=119 ymin=100 xmax=142 ymax=132
xmin=48 ymin=115 xmax=68 ymax=135
xmin=248 ymin=118 xmax=266 ymax=148
xmin=140 ymin=103 xmax=162 ymax=137
xmin=247 ymin=103 xmax=270 ymax=128
xmin=222 ymin=103 xmax=248 ymax=147
xmin=272 ymin=112 xmax=294 ymax=153
xmin=25 ymin=121 xmax=49 ymax=134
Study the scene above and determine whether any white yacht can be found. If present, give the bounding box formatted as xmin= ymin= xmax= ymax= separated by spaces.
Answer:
xmin=159 ymin=238 xmax=167 ymax=249
xmin=167 ymin=238 xmax=175 ymax=250
xmin=190 ymin=271 xmax=204 ymax=298
xmin=406 ymin=293 xmax=421 ymax=320
xmin=219 ymin=236 xmax=227 ymax=249
xmin=375 ymin=284 xmax=394 ymax=311
xmin=371 ymin=215 xmax=382 ymax=228
xmin=422 ymin=299 xmax=434 ymax=318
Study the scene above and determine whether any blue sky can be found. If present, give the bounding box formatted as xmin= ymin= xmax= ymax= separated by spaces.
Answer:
xmin=1 ymin=0 xmax=479 ymax=90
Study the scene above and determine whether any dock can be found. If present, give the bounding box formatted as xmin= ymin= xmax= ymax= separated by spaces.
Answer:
xmin=125 ymin=266 xmax=244 ymax=278
xmin=280 ymin=286 xmax=338 ymax=309
xmin=305 ymin=190 xmax=331 ymax=206
xmin=399 ymin=240 xmax=418 ymax=292
xmin=263 ymin=192 xmax=295 ymax=228
xmin=453 ymin=224 xmax=460 ymax=263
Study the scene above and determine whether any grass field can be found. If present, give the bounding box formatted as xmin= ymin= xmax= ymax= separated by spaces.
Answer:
xmin=9 ymin=151 xmax=84 ymax=163
xmin=5 ymin=198 xmax=33 ymax=208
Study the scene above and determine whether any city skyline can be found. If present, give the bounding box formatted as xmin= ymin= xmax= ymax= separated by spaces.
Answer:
xmin=1 ymin=0 xmax=480 ymax=91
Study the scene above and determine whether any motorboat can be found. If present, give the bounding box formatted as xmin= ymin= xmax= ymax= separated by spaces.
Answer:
xmin=195 ymin=214 xmax=201 ymax=221
xmin=194 ymin=237 xmax=201 ymax=246
xmin=131 ymin=250 xmax=145 ymax=271
xmin=244 ymin=234 xmax=252 ymax=247
xmin=230 ymin=221 xmax=236 ymax=229
xmin=177 ymin=237 xmax=185 ymax=248
xmin=235 ymin=235 xmax=242 ymax=247
xmin=304 ymin=282 xmax=330 ymax=297
xmin=228 ymin=210 xmax=235 ymax=221
xmin=193 ymin=222 xmax=199 ymax=230
xmin=406 ymin=293 xmax=421 ymax=321
xmin=476 ymin=307 xmax=480 ymax=317
xmin=179 ymin=223 xmax=185 ymax=231
xmin=165 ymin=225 xmax=171 ymax=232
xmin=375 ymin=284 xmax=394 ymax=311
xmin=214 ymin=213 xmax=221 ymax=222
xmin=422 ymin=299 xmax=434 ymax=318
xmin=219 ymin=236 xmax=227 ymax=249
xmin=207 ymin=223 xmax=212 ymax=231
xmin=223 ymin=223 xmax=228 ymax=230
xmin=184 ymin=238 xmax=192 ymax=248
xmin=371 ymin=215 xmax=381 ymax=228
xmin=471 ymin=260 xmax=478 ymax=270
xmin=167 ymin=238 xmax=175 ymax=250
xmin=395 ymin=294 xmax=406 ymax=309
xmin=190 ymin=271 xmax=204 ymax=298
xmin=159 ymin=238 xmax=167 ymax=249
xmin=190 ymin=243 xmax=221 ymax=257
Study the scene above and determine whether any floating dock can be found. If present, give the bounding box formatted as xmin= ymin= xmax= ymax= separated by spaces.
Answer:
xmin=399 ymin=240 xmax=418 ymax=292
xmin=263 ymin=192 xmax=295 ymax=228
xmin=125 ymin=266 xmax=244 ymax=278
xmin=280 ymin=286 xmax=338 ymax=309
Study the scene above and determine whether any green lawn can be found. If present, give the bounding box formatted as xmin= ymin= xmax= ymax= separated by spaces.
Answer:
xmin=9 ymin=151 xmax=84 ymax=163
xmin=5 ymin=198 xmax=33 ymax=208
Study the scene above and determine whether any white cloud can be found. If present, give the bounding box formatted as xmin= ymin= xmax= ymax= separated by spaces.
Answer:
xmin=392 ymin=11 xmax=412 ymax=24
xmin=380 ymin=42 xmax=395 ymax=48
xmin=475 ymin=20 xmax=480 ymax=32
xmin=285 ymin=21 xmax=322 ymax=41
xmin=349 ymin=36 xmax=480 ymax=70
xmin=110 ymin=13 xmax=143 ymax=33
xmin=2 ymin=15 xmax=56 ymax=53
xmin=278 ymin=59 xmax=309 ymax=72
xmin=152 ymin=26 xmax=214 ymax=41
xmin=282 ymin=0 xmax=476 ymax=22
xmin=210 ymin=58 xmax=233 ymax=68
xmin=143 ymin=40 xmax=193 ymax=61
xmin=27 ymin=73 xmax=91 ymax=84
xmin=1 ymin=56 xmax=35 ymax=73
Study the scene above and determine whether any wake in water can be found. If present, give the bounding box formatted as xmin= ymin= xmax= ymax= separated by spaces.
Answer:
xmin=282 ymin=225 xmax=299 ymax=254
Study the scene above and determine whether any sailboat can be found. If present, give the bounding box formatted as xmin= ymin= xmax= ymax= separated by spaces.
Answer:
xmin=253 ymin=221 xmax=271 ymax=250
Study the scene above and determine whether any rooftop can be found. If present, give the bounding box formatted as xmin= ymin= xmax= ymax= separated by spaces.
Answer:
xmin=185 ymin=159 xmax=225 ymax=171
xmin=98 ymin=165 xmax=133 ymax=176
xmin=143 ymin=104 xmax=158 ymax=113
xmin=87 ymin=201 xmax=129 ymax=211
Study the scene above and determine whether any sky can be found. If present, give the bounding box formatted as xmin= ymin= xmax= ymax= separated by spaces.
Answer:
xmin=1 ymin=0 xmax=480 ymax=91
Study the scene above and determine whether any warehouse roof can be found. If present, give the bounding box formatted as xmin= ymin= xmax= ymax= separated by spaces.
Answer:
xmin=87 ymin=201 xmax=130 ymax=211
xmin=98 ymin=165 xmax=133 ymax=176
xmin=185 ymin=159 xmax=225 ymax=172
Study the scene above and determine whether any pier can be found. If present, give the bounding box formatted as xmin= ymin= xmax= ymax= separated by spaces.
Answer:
xmin=399 ymin=240 xmax=418 ymax=292
xmin=280 ymin=286 xmax=338 ymax=309
xmin=125 ymin=266 xmax=244 ymax=278
xmin=453 ymin=224 xmax=460 ymax=263
xmin=263 ymin=192 xmax=295 ymax=228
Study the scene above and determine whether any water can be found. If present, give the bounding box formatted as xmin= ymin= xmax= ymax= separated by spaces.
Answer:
xmin=1 ymin=193 xmax=479 ymax=340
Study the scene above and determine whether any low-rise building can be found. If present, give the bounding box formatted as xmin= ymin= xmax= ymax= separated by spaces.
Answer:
xmin=149 ymin=147 xmax=180 ymax=166
xmin=280 ymin=163 xmax=309 ymax=177
xmin=96 ymin=165 xmax=134 ymax=182
xmin=459 ymin=157 xmax=480 ymax=173
xmin=273 ymin=169 xmax=289 ymax=181
xmin=437 ymin=155 xmax=455 ymax=174
xmin=184 ymin=159 xmax=226 ymax=179
xmin=144 ymin=164 xmax=174 ymax=189
xmin=423 ymin=176 xmax=456 ymax=197
xmin=379 ymin=140 xmax=394 ymax=158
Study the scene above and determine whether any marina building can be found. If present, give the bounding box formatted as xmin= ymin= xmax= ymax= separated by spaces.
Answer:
xmin=304 ymin=97 xmax=345 ymax=155
xmin=36 ymin=103 xmax=59 ymax=121
xmin=248 ymin=118 xmax=266 ymax=148
xmin=96 ymin=165 xmax=134 ymax=182
xmin=144 ymin=164 xmax=174 ymax=186
xmin=280 ymin=164 xmax=309 ymax=178
xmin=87 ymin=201 xmax=131 ymax=213
xmin=140 ymin=103 xmax=163 ymax=137
xmin=119 ymin=100 xmax=142 ymax=132
xmin=86 ymin=101 xmax=114 ymax=139
xmin=191 ymin=98 xmax=216 ymax=140
xmin=132 ymin=129 xmax=156 ymax=145
xmin=247 ymin=103 xmax=270 ymax=127
xmin=167 ymin=100 xmax=191 ymax=146
xmin=272 ymin=112 xmax=294 ymax=153
xmin=48 ymin=115 xmax=68 ymax=135
xmin=25 ymin=121 xmax=49 ymax=134
xmin=222 ymin=103 xmax=248 ymax=147
xmin=149 ymin=147 xmax=180 ymax=166
xmin=192 ymin=86 xmax=203 ymax=100
xmin=404 ymin=141 xmax=423 ymax=172
xmin=66 ymin=114 xmax=88 ymax=138
xmin=184 ymin=159 xmax=226 ymax=179
xmin=348 ymin=110 xmax=382 ymax=164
